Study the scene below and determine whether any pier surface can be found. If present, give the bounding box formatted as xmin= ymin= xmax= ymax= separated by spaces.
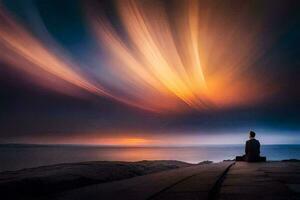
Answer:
xmin=51 ymin=161 xmax=300 ymax=200
xmin=220 ymin=161 xmax=300 ymax=200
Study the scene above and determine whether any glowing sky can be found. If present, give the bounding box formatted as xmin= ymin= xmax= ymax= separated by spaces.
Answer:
xmin=0 ymin=0 xmax=299 ymax=145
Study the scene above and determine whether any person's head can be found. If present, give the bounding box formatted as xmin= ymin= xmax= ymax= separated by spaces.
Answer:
xmin=249 ymin=131 xmax=256 ymax=139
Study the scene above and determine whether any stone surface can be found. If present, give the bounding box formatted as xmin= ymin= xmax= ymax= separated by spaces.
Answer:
xmin=51 ymin=162 xmax=233 ymax=200
xmin=150 ymin=192 xmax=203 ymax=200
xmin=3 ymin=161 xmax=299 ymax=200
xmin=287 ymin=184 xmax=300 ymax=193
xmin=0 ymin=160 xmax=193 ymax=199
xmin=219 ymin=162 xmax=300 ymax=200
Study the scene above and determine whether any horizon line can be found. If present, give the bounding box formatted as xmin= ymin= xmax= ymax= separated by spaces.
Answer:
xmin=0 ymin=142 xmax=299 ymax=147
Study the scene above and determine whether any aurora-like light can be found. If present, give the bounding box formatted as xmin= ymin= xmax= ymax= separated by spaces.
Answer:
xmin=87 ymin=0 xmax=274 ymax=112
xmin=0 ymin=0 xmax=275 ymax=112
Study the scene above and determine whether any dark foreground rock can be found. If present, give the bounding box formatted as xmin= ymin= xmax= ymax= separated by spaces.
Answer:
xmin=0 ymin=160 xmax=193 ymax=199
xmin=50 ymin=161 xmax=299 ymax=200
xmin=1 ymin=161 xmax=299 ymax=200
xmin=50 ymin=162 xmax=232 ymax=200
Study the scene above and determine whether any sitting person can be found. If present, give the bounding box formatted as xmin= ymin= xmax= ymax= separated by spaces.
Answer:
xmin=236 ymin=131 xmax=266 ymax=162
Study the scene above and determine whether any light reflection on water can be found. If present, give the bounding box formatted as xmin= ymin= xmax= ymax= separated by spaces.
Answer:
xmin=0 ymin=144 xmax=299 ymax=171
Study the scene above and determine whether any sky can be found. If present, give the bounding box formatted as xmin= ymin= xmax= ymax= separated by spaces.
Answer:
xmin=0 ymin=0 xmax=299 ymax=145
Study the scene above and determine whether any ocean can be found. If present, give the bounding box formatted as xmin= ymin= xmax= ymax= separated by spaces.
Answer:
xmin=0 ymin=144 xmax=299 ymax=172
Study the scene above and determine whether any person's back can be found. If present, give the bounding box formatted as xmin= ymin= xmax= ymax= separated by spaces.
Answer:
xmin=235 ymin=131 xmax=266 ymax=162
xmin=245 ymin=137 xmax=260 ymax=162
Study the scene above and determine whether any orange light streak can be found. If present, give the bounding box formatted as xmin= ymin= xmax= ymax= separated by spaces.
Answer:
xmin=0 ymin=1 xmax=276 ymax=112
xmin=88 ymin=0 xmax=275 ymax=111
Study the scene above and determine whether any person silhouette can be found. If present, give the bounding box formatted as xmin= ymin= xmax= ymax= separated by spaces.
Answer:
xmin=236 ymin=131 xmax=266 ymax=162
xmin=245 ymin=131 xmax=260 ymax=162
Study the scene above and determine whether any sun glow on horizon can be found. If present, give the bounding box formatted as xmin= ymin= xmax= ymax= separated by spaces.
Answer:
xmin=97 ymin=137 xmax=153 ymax=146
xmin=6 ymin=129 xmax=300 ymax=146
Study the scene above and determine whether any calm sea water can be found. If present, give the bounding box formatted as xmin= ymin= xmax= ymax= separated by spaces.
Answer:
xmin=0 ymin=144 xmax=299 ymax=172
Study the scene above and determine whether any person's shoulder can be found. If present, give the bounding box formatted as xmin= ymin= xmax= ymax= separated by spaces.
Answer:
xmin=252 ymin=139 xmax=260 ymax=144
xmin=247 ymin=139 xmax=259 ymax=143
